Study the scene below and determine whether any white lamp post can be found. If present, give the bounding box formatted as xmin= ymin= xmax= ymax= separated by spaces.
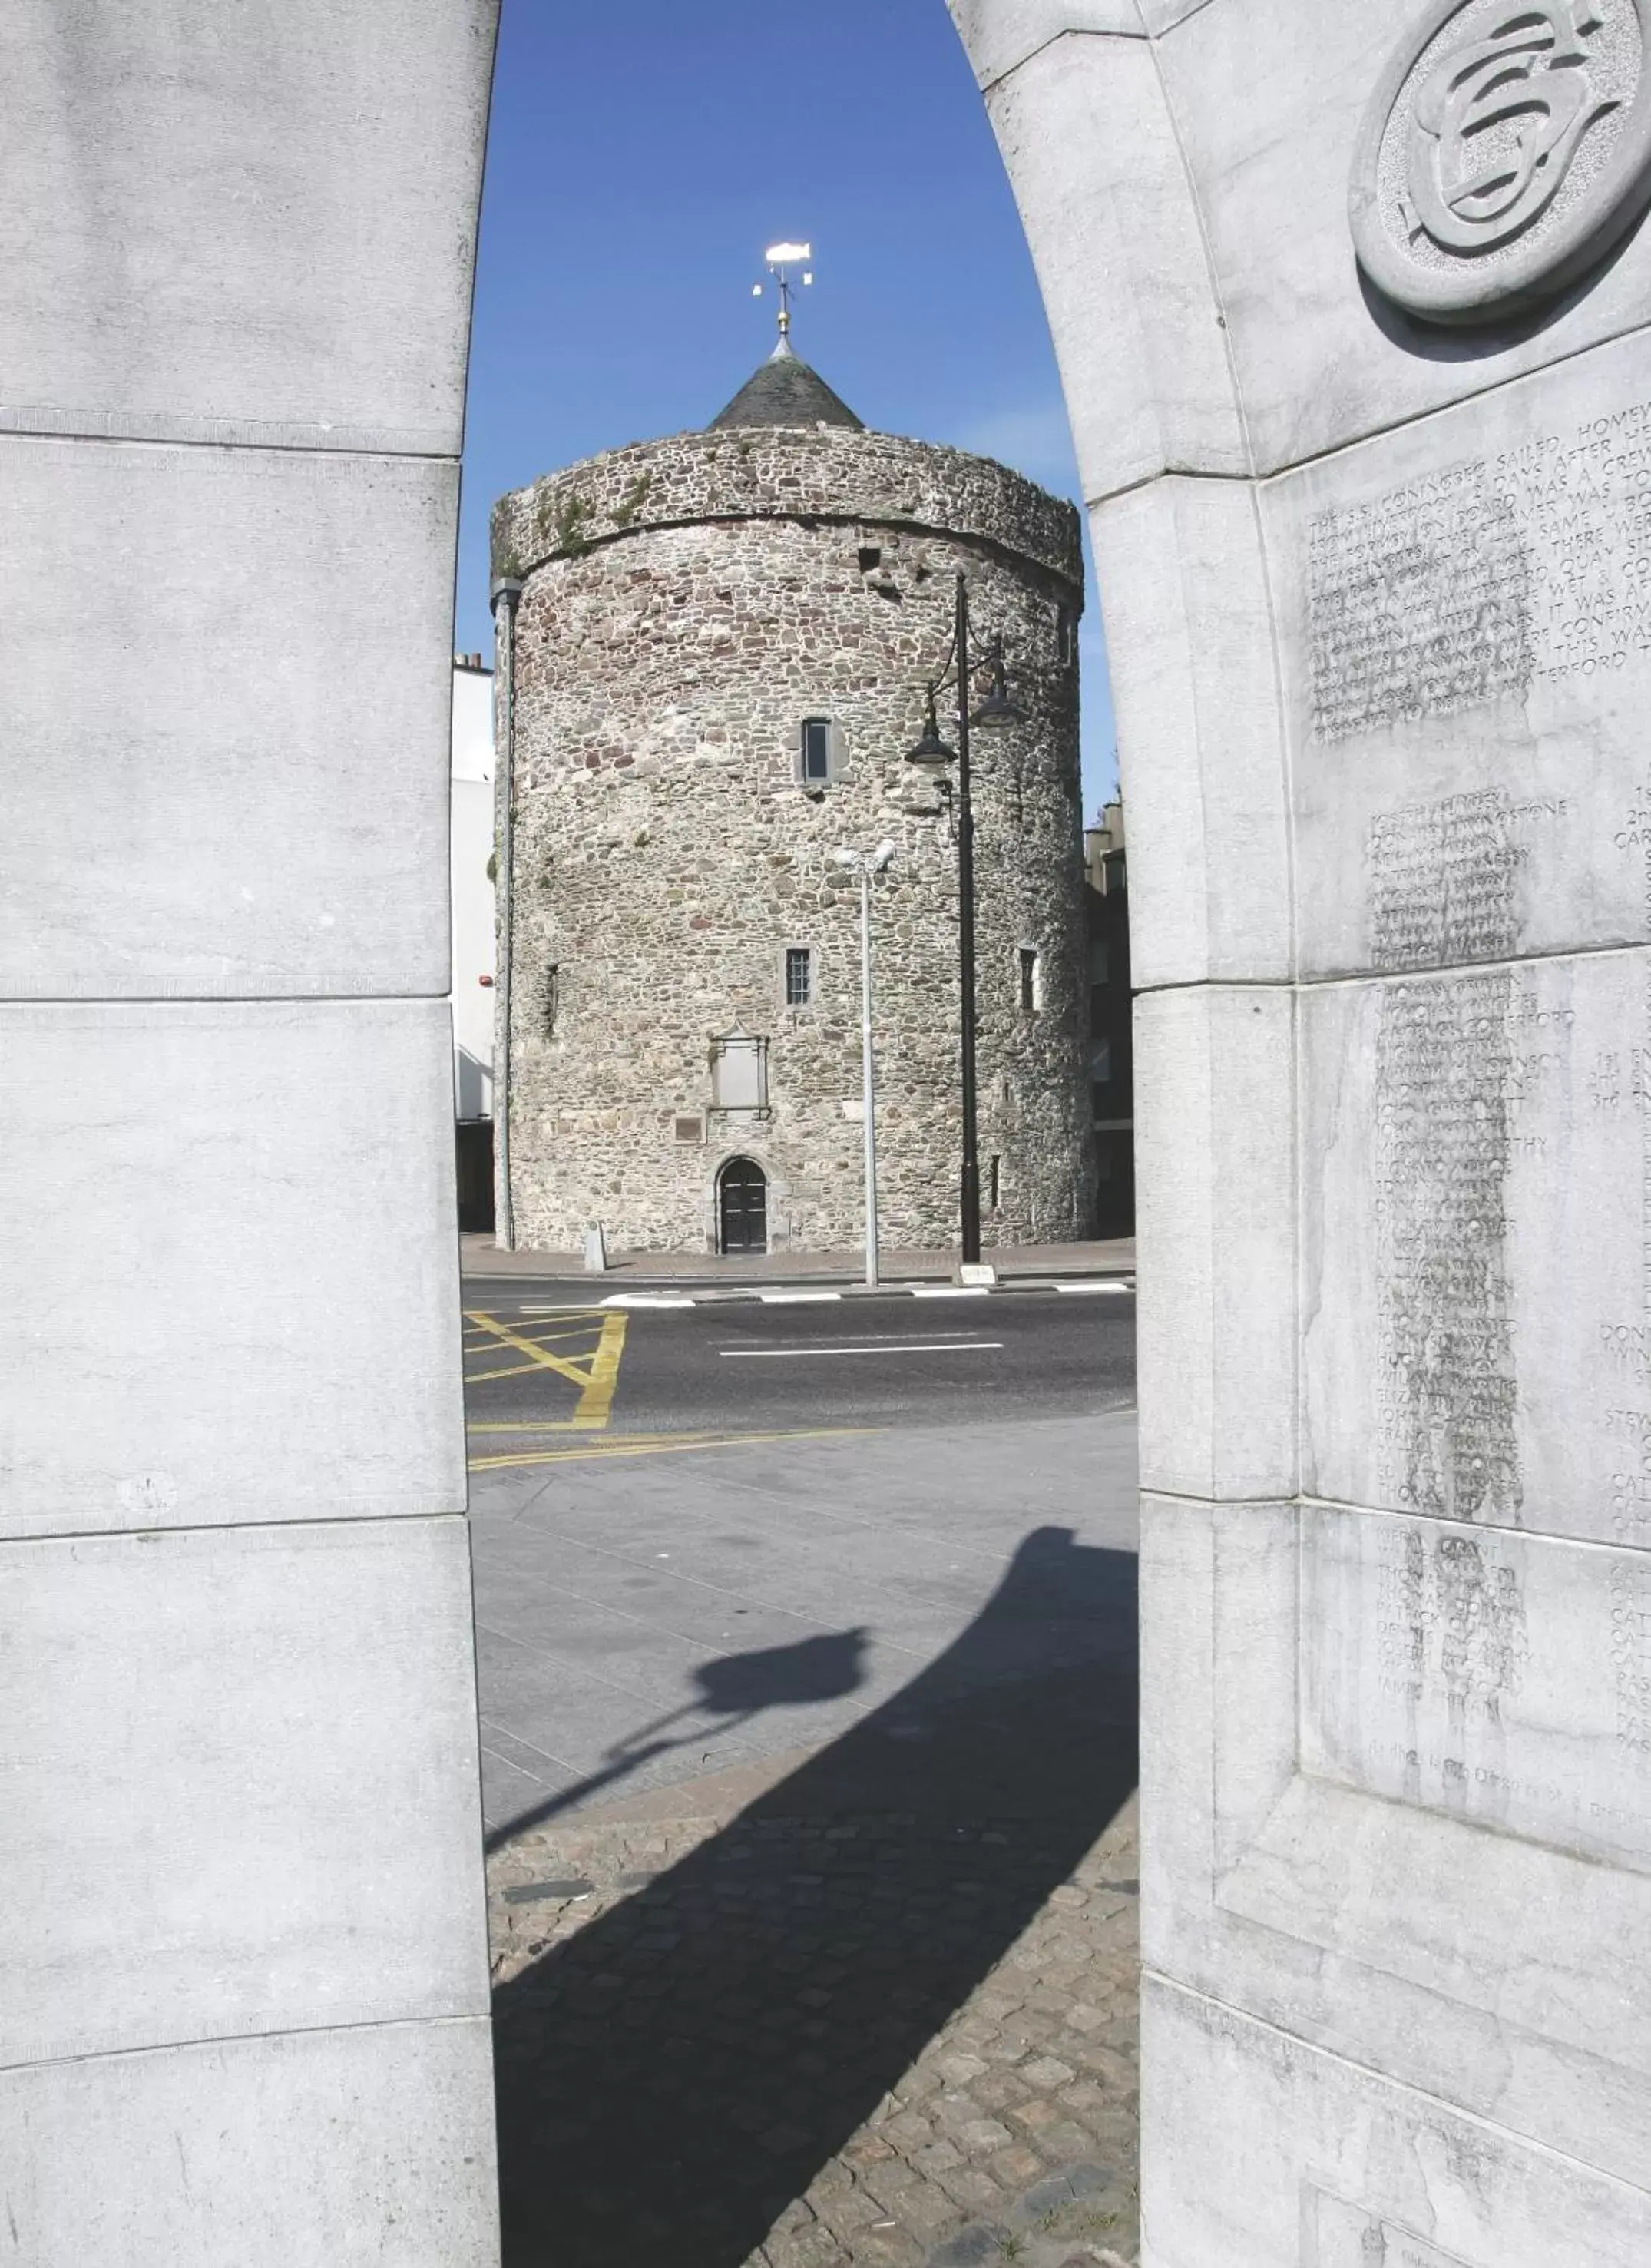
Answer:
xmin=832 ymin=841 xmax=898 ymax=1288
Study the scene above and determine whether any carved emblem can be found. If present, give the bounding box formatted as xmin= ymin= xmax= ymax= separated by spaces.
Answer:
xmin=1403 ymin=7 xmax=1616 ymax=250
xmin=1351 ymin=0 xmax=1651 ymax=322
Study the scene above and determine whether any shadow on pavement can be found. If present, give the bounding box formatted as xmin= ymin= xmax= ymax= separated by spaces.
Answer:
xmin=486 ymin=1627 xmax=873 ymax=1846
xmin=492 ymin=1525 xmax=1139 ymax=2267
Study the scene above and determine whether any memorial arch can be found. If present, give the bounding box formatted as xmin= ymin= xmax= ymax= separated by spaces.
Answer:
xmin=5 ymin=2 xmax=1651 ymax=2262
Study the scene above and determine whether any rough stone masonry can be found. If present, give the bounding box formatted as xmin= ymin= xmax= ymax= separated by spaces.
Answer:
xmin=490 ymin=372 xmax=1095 ymax=1256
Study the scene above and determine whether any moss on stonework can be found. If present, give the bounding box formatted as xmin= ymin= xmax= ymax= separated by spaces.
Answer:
xmin=488 ymin=523 xmax=524 ymax=584
xmin=610 ymin=473 xmax=653 ymax=530
xmin=551 ymin=495 xmax=595 ymax=558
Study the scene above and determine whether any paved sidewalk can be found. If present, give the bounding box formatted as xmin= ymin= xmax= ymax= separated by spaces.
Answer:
xmin=485 ymin=1496 xmax=1141 ymax=2268
xmin=469 ymin=1415 xmax=1140 ymax=1847
xmin=462 ymin=1233 xmax=1136 ymax=1287
xmin=474 ymin=1371 xmax=1140 ymax=2266
xmin=489 ymin=1780 xmax=1139 ymax=2268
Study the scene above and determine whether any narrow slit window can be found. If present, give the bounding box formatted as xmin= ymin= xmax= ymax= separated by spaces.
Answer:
xmin=1019 ymin=948 xmax=1040 ymax=1012
xmin=786 ymin=946 xmax=813 ymax=1008
xmin=800 ymin=717 xmax=832 ymax=784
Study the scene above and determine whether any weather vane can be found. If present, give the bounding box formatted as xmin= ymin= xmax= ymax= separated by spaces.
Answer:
xmin=752 ymin=241 xmax=813 ymax=347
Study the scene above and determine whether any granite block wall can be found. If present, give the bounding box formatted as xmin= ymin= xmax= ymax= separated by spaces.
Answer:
xmin=950 ymin=0 xmax=1651 ymax=2258
xmin=0 ymin=3 xmax=500 ymax=2258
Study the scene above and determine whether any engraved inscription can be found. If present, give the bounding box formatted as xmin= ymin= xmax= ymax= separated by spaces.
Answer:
xmin=1368 ymin=791 xmax=1525 ymax=970
xmin=1589 ymin=976 xmax=1651 ymax=1694
xmin=1310 ymin=399 xmax=1651 ymax=741
xmin=1613 ymin=1551 xmax=1651 ymax=1754
xmin=1375 ymin=972 xmax=1522 ymax=1524
xmin=1372 ymin=805 xmax=1522 ymax=1521
xmin=1305 ymin=1510 xmax=1651 ymax=1872
xmin=1615 ymin=780 xmax=1651 ymax=932
xmin=1497 ymin=406 xmax=1651 ymax=679
xmin=1310 ymin=466 xmax=1531 ymax=741
xmin=1374 ymin=1521 xmax=1528 ymax=1720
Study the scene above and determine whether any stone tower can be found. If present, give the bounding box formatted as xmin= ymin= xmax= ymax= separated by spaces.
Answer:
xmin=490 ymin=332 xmax=1093 ymax=1257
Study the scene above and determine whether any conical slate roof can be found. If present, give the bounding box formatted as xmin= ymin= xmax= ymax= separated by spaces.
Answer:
xmin=707 ymin=338 xmax=863 ymax=432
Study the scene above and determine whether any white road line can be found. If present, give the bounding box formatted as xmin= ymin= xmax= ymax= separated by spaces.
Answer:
xmin=720 ymin=1342 xmax=1004 ymax=1359
xmin=758 ymin=1291 xmax=843 ymax=1304
xmin=731 ymin=1331 xmax=990 ymax=1347
xmin=599 ymin=1294 xmax=697 ymax=1309
xmin=1056 ymin=1280 xmax=1134 ymax=1296
xmin=909 ymin=1286 xmax=992 ymax=1298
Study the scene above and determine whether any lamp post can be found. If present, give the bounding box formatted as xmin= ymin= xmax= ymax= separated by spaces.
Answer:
xmin=832 ymin=839 xmax=898 ymax=1289
xmin=489 ymin=572 xmax=524 ymax=1251
xmin=907 ymin=573 xmax=1024 ymax=1266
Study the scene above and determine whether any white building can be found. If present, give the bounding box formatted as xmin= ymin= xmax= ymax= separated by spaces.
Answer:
xmin=450 ymin=655 xmax=495 ymax=1225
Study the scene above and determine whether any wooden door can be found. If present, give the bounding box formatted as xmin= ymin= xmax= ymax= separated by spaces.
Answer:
xmin=718 ymin=1159 xmax=768 ymax=1255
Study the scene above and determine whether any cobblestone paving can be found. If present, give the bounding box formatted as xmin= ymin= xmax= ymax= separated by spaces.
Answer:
xmin=489 ymin=1788 xmax=1139 ymax=2268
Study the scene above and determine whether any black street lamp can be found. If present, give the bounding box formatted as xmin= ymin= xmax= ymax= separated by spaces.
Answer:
xmin=906 ymin=571 xmax=1025 ymax=1266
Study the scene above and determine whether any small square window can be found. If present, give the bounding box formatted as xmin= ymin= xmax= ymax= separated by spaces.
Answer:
xmin=801 ymin=717 xmax=832 ymax=783
xmin=1019 ymin=948 xmax=1040 ymax=1012
xmin=786 ymin=946 xmax=814 ymax=1008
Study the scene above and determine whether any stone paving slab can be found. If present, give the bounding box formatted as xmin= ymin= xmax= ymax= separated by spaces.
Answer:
xmin=468 ymin=1417 xmax=1139 ymax=1843
xmin=488 ymin=1783 xmax=1140 ymax=2268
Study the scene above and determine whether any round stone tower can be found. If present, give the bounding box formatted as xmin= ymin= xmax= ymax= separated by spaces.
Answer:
xmin=490 ymin=333 xmax=1095 ymax=1257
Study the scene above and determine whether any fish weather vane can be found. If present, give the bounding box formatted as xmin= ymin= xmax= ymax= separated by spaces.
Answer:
xmin=752 ymin=241 xmax=813 ymax=348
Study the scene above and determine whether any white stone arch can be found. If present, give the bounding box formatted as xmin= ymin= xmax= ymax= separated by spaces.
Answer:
xmin=7 ymin=4 xmax=1651 ymax=2262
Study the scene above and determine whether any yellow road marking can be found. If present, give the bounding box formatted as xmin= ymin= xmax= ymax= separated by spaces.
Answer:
xmin=468 ymin=1421 xmax=594 ymax=1433
xmin=468 ymin=1424 xmax=880 ymax=1472
xmin=470 ymin=1424 xmax=817 ymax=1442
xmin=574 ymin=1312 xmax=627 ymax=1429
xmin=463 ymin=1309 xmax=628 ymax=1430
xmin=464 ymin=1323 xmax=604 ymax=1348
xmin=466 ymin=1358 xmax=581 ymax=1382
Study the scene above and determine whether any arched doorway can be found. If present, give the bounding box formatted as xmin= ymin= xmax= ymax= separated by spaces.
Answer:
xmin=717 ymin=1157 xmax=768 ymax=1256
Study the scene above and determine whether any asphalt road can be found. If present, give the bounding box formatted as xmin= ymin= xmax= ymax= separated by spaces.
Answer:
xmin=462 ymin=1280 xmax=1138 ymax=1836
xmin=462 ymin=1280 xmax=1136 ymax=1449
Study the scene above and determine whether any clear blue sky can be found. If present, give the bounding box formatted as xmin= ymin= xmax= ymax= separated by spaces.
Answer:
xmin=458 ymin=0 xmax=1118 ymax=814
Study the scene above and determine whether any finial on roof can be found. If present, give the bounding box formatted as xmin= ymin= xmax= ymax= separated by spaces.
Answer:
xmin=713 ymin=240 xmax=862 ymax=430
xmin=753 ymin=241 xmax=813 ymax=352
